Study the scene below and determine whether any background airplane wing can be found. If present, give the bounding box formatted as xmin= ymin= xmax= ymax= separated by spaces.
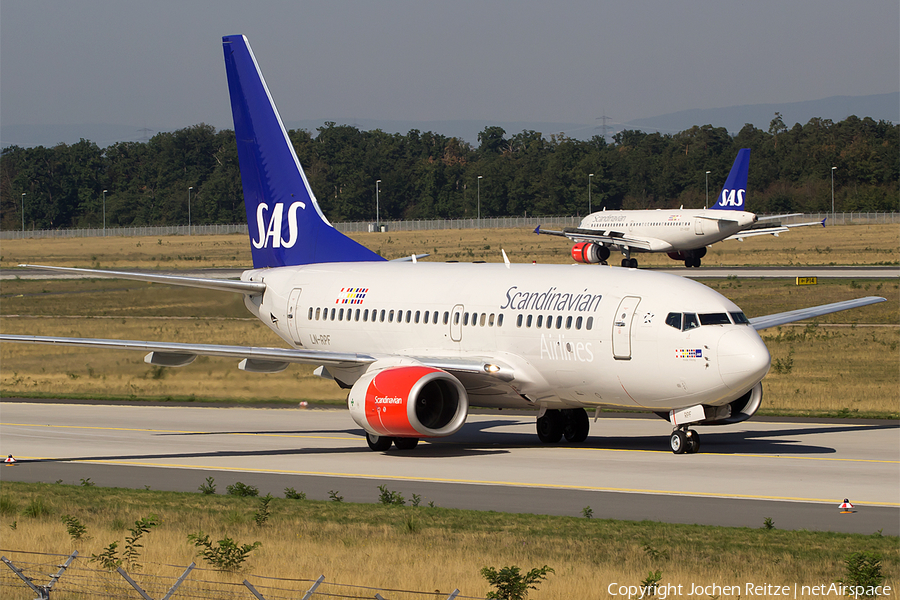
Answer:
xmin=534 ymin=226 xmax=654 ymax=250
xmin=723 ymin=218 xmax=826 ymax=242
xmin=17 ymin=264 xmax=265 ymax=295
xmin=749 ymin=296 xmax=885 ymax=330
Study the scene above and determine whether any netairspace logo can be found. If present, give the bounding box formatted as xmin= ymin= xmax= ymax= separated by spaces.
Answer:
xmin=252 ymin=201 xmax=306 ymax=249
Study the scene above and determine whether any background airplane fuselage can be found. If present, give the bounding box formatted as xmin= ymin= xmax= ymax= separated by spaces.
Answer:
xmin=580 ymin=209 xmax=757 ymax=253
xmin=243 ymin=262 xmax=770 ymax=412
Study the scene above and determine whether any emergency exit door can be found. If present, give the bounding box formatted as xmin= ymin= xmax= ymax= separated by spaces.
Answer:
xmin=612 ymin=296 xmax=641 ymax=359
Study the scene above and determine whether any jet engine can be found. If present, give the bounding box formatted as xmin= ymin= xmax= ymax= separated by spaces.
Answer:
xmin=655 ymin=382 xmax=763 ymax=426
xmin=571 ymin=242 xmax=610 ymax=264
xmin=347 ymin=365 xmax=469 ymax=438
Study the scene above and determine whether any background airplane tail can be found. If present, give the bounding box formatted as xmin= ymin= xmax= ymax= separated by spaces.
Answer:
xmin=709 ymin=148 xmax=751 ymax=211
xmin=223 ymin=35 xmax=384 ymax=268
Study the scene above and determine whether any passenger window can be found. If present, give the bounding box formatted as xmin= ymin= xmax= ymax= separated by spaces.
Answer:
xmin=355 ymin=309 xmax=360 ymax=321
xmin=576 ymin=316 xmax=583 ymax=329
xmin=683 ymin=313 xmax=699 ymax=331
xmin=556 ymin=316 xmax=563 ymax=329
xmin=445 ymin=312 xmax=450 ymax=325
xmin=379 ymin=309 xmax=385 ymax=322
xmin=586 ymin=317 xmax=593 ymax=330
xmin=406 ymin=310 xmax=412 ymax=323
xmin=415 ymin=310 xmax=420 ymax=324
xmin=453 ymin=312 xmax=459 ymax=325
xmin=565 ymin=316 xmax=572 ymax=329
xmin=463 ymin=313 xmax=469 ymax=326
xmin=308 ymin=307 xmax=313 ymax=320
xmin=517 ymin=314 xmax=523 ymax=327
xmin=497 ymin=314 xmax=503 ymax=327
xmin=489 ymin=313 xmax=495 ymax=327
xmin=665 ymin=312 xmax=681 ymax=330
xmin=546 ymin=316 xmax=553 ymax=329
xmin=480 ymin=313 xmax=486 ymax=327
xmin=339 ymin=308 xmax=344 ymax=321
xmin=315 ymin=307 xmax=321 ymax=320
xmin=389 ymin=310 xmax=395 ymax=323
xmin=535 ymin=315 xmax=542 ymax=328
xmin=364 ymin=309 xmax=369 ymax=321
xmin=330 ymin=308 xmax=336 ymax=320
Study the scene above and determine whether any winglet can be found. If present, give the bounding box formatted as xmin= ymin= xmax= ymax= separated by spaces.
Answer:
xmin=533 ymin=225 xmax=541 ymax=235
xmin=222 ymin=35 xmax=384 ymax=268
xmin=709 ymin=149 xmax=751 ymax=212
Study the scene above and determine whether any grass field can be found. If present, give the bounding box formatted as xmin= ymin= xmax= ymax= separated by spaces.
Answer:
xmin=0 ymin=482 xmax=897 ymax=600
xmin=1 ymin=223 xmax=898 ymax=268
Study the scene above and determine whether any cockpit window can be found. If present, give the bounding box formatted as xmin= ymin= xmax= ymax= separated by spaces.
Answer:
xmin=665 ymin=312 xmax=681 ymax=330
xmin=699 ymin=313 xmax=731 ymax=326
xmin=682 ymin=313 xmax=700 ymax=331
xmin=730 ymin=311 xmax=750 ymax=325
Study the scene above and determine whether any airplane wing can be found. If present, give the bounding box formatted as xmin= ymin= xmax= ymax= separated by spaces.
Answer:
xmin=749 ymin=296 xmax=885 ymax=330
xmin=723 ymin=218 xmax=826 ymax=242
xmin=534 ymin=225 xmax=654 ymax=251
xmin=17 ymin=264 xmax=265 ymax=295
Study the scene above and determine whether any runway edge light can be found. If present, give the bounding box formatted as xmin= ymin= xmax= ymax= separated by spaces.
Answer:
xmin=839 ymin=498 xmax=855 ymax=513
xmin=4 ymin=454 xmax=16 ymax=464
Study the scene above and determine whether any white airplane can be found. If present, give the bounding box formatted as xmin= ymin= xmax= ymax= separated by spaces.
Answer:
xmin=0 ymin=35 xmax=884 ymax=454
xmin=535 ymin=149 xmax=826 ymax=268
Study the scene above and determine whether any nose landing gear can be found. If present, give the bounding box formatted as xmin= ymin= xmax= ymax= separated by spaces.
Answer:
xmin=670 ymin=427 xmax=700 ymax=454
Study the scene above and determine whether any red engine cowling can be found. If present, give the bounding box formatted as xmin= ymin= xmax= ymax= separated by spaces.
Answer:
xmin=571 ymin=242 xmax=610 ymax=264
xmin=347 ymin=366 xmax=469 ymax=438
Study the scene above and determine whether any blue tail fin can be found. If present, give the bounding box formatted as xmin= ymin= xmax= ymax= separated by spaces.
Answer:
xmin=709 ymin=148 xmax=751 ymax=211
xmin=222 ymin=35 xmax=384 ymax=267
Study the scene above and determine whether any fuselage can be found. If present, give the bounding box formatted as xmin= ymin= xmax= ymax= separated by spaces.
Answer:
xmin=580 ymin=208 xmax=758 ymax=253
xmin=241 ymin=262 xmax=770 ymax=413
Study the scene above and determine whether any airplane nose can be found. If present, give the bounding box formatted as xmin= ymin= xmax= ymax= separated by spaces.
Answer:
xmin=717 ymin=328 xmax=770 ymax=390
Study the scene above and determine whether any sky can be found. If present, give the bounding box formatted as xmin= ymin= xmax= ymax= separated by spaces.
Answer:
xmin=1 ymin=0 xmax=898 ymax=145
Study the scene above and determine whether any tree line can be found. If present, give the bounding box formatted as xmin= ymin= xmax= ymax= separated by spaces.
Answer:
xmin=1 ymin=114 xmax=897 ymax=231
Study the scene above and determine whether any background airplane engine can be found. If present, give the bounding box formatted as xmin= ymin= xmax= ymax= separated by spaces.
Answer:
xmin=571 ymin=242 xmax=610 ymax=264
xmin=667 ymin=247 xmax=707 ymax=262
xmin=347 ymin=366 xmax=469 ymax=438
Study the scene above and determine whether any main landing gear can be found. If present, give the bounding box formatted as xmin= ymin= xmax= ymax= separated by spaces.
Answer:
xmin=620 ymin=248 xmax=639 ymax=268
xmin=366 ymin=432 xmax=419 ymax=451
xmin=536 ymin=408 xmax=590 ymax=443
xmin=669 ymin=426 xmax=700 ymax=454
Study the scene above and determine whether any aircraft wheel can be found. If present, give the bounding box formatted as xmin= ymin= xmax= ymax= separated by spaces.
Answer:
xmin=366 ymin=433 xmax=393 ymax=451
xmin=670 ymin=430 xmax=688 ymax=454
xmin=621 ymin=258 xmax=630 ymax=268
xmin=537 ymin=410 xmax=564 ymax=443
xmin=686 ymin=430 xmax=700 ymax=454
xmin=563 ymin=408 xmax=590 ymax=443
xmin=394 ymin=437 xmax=419 ymax=450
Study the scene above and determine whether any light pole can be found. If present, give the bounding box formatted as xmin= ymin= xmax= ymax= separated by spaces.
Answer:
xmin=188 ymin=186 xmax=193 ymax=235
xmin=21 ymin=193 xmax=25 ymax=234
xmin=102 ymin=190 xmax=107 ymax=236
xmin=705 ymin=171 xmax=710 ymax=209
xmin=588 ymin=173 xmax=594 ymax=213
xmin=477 ymin=175 xmax=483 ymax=227
xmin=831 ymin=166 xmax=837 ymax=221
xmin=376 ymin=180 xmax=381 ymax=229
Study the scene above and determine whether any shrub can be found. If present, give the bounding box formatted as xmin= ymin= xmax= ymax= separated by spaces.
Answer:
xmin=226 ymin=482 xmax=259 ymax=497
xmin=481 ymin=565 xmax=554 ymax=600
xmin=188 ymin=531 xmax=261 ymax=571
xmin=61 ymin=514 xmax=88 ymax=541
xmin=198 ymin=477 xmax=217 ymax=495
xmin=22 ymin=497 xmax=51 ymax=518
xmin=284 ymin=487 xmax=306 ymax=500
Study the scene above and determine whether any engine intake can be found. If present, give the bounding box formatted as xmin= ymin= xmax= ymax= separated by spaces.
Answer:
xmin=348 ymin=365 xmax=469 ymax=438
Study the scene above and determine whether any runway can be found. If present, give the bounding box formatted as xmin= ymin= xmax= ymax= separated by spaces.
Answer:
xmin=1 ymin=402 xmax=897 ymax=535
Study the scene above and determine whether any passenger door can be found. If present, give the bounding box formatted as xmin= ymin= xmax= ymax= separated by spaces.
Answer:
xmin=612 ymin=296 xmax=641 ymax=359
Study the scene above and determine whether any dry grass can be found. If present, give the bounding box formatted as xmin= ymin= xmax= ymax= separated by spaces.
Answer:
xmin=1 ymin=223 xmax=897 ymax=268
xmin=0 ymin=483 xmax=897 ymax=600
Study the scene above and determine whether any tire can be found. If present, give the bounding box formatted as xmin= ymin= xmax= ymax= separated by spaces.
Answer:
xmin=366 ymin=433 xmax=393 ymax=451
xmin=686 ymin=430 xmax=700 ymax=454
xmin=393 ymin=437 xmax=419 ymax=450
xmin=536 ymin=410 xmax=564 ymax=443
xmin=670 ymin=430 xmax=687 ymax=454
xmin=563 ymin=409 xmax=590 ymax=443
